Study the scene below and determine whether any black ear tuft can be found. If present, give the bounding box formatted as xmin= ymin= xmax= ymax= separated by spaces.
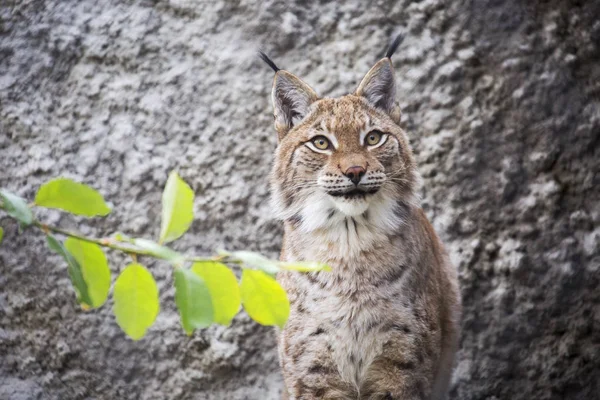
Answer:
xmin=258 ymin=51 xmax=280 ymax=72
xmin=385 ymin=34 xmax=405 ymax=59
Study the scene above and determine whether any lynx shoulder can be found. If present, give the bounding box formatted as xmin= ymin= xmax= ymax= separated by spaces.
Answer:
xmin=261 ymin=36 xmax=461 ymax=400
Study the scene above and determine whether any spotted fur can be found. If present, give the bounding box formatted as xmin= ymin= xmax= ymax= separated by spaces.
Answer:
xmin=263 ymin=43 xmax=461 ymax=400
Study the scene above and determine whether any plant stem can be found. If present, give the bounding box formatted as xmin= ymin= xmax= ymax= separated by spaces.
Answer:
xmin=32 ymin=220 xmax=227 ymax=266
xmin=0 ymin=201 xmax=243 ymax=268
xmin=35 ymin=221 xmax=154 ymax=254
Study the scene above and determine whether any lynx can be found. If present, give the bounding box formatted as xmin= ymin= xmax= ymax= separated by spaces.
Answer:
xmin=260 ymin=35 xmax=461 ymax=400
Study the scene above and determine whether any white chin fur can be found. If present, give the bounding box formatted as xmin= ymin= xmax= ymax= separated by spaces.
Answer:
xmin=331 ymin=197 xmax=370 ymax=216
xmin=290 ymin=188 xmax=405 ymax=259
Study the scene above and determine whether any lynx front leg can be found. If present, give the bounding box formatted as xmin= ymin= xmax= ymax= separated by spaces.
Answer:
xmin=282 ymin=384 xmax=354 ymax=400
xmin=360 ymin=328 xmax=439 ymax=400
xmin=279 ymin=329 xmax=356 ymax=399
xmin=361 ymin=357 xmax=432 ymax=400
xmin=279 ymin=349 xmax=356 ymax=399
xmin=280 ymin=359 xmax=355 ymax=400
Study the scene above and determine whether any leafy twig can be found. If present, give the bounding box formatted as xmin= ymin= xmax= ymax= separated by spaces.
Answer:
xmin=0 ymin=174 xmax=328 ymax=340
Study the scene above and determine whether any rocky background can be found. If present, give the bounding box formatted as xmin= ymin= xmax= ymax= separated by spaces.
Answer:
xmin=1 ymin=0 xmax=599 ymax=399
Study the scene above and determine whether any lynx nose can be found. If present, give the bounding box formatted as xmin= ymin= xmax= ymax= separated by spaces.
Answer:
xmin=344 ymin=166 xmax=366 ymax=185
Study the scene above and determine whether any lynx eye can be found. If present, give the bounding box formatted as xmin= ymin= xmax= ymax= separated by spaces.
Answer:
xmin=366 ymin=131 xmax=383 ymax=146
xmin=311 ymin=136 xmax=331 ymax=150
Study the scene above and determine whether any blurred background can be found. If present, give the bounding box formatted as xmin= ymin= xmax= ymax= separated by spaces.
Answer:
xmin=1 ymin=0 xmax=599 ymax=399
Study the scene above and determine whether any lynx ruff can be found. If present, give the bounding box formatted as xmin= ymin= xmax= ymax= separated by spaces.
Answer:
xmin=260 ymin=36 xmax=461 ymax=400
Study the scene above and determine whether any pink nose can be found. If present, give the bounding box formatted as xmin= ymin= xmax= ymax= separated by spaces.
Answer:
xmin=344 ymin=166 xmax=366 ymax=185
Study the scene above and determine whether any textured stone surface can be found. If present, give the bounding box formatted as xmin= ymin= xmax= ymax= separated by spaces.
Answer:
xmin=1 ymin=0 xmax=599 ymax=399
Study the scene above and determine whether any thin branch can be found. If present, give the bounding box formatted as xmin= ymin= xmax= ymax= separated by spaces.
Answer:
xmin=0 ymin=202 xmax=255 ymax=270
xmin=31 ymin=220 xmax=228 ymax=266
xmin=34 ymin=221 xmax=156 ymax=255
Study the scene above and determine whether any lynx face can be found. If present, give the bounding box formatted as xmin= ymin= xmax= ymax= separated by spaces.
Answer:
xmin=267 ymin=58 xmax=419 ymax=233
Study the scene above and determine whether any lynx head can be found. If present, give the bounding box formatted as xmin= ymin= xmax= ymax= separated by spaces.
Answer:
xmin=262 ymin=36 xmax=420 ymax=235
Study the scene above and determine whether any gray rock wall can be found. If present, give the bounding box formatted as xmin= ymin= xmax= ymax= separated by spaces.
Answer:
xmin=1 ymin=0 xmax=598 ymax=399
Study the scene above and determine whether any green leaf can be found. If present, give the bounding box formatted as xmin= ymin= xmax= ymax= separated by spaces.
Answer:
xmin=279 ymin=261 xmax=331 ymax=272
xmin=130 ymin=238 xmax=184 ymax=264
xmin=240 ymin=269 xmax=289 ymax=328
xmin=35 ymin=178 xmax=111 ymax=217
xmin=220 ymin=250 xmax=280 ymax=275
xmin=46 ymin=235 xmax=94 ymax=308
xmin=159 ymin=171 xmax=194 ymax=244
xmin=64 ymin=238 xmax=111 ymax=308
xmin=0 ymin=189 xmax=33 ymax=225
xmin=192 ymin=262 xmax=240 ymax=325
xmin=174 ymin=268 xmax=214 ymax=335
xmin=0 ymin=227 xmax=4 ymax=244
xmin=113 ymin=263 xmax=160 ymax=340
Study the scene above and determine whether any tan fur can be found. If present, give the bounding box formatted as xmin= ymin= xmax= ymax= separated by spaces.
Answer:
xmin=266 ymin=55 xmax=461 ymax=400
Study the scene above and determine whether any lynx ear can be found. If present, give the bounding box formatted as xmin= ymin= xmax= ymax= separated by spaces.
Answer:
xmin=260 ymin=52 xmax=319 ymax=139
xmin=271 ymin=70 xmax=318 ymax=139
xmin=356 ymin=34 xmax=404 ymax=124
xmin=355 ymin=58 xmax=400 ymax=123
